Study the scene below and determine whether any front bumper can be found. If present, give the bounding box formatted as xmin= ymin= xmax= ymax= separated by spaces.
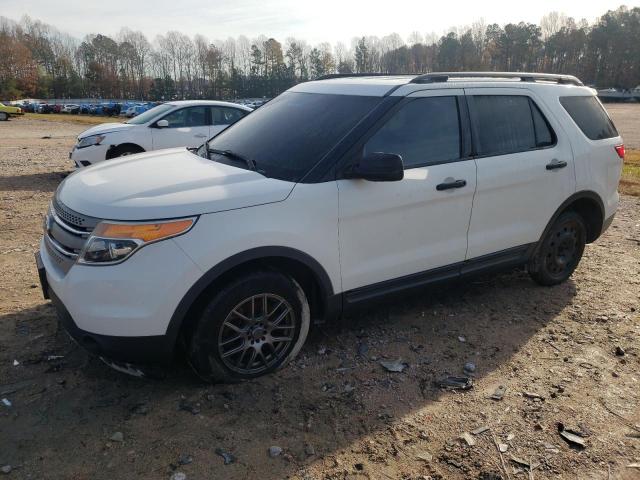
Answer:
xmin=36 ymin=230 xmax=203 ymax=368
xmin=69 ymin=143 xmax=110 ymax=168
xmin=36 ymin=250 xmax=175 ymax=367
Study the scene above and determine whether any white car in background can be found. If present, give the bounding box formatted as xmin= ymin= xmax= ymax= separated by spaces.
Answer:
xmin=70 ymin=100 xmax=252 ymax=168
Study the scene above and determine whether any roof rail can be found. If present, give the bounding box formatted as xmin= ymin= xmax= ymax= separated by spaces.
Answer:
xmin=410 ymin=72 xmax=583 ymax=86
xmin=316 ymin=73 xmax=414 ymax=80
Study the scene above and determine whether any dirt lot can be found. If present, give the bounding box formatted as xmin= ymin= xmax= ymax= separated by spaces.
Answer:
xmin=1 ymin=114 xmax=639 ymax=480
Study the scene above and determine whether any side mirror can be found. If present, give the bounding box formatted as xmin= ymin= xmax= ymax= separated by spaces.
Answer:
xmin=155 ymin=119 xmax=169 ymax=128
xmin=344 ymin=152 xmax=404 ymax=182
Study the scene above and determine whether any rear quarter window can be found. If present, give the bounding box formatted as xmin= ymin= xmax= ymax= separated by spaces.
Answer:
xmin=559 ymin=96 xmax=619 ymax=140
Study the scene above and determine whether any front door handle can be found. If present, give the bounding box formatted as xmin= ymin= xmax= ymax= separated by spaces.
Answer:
xmin=546 ymin=160 xmax=567 ymax=170
xmin=436 ymin=179 xmax=467 ymax=191
xmin=194 ymin=133 xmax=208 ymax=138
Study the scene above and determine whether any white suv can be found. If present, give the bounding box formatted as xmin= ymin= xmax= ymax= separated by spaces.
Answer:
xmin=37 ymin=72 xmax=624 ymax=382
xmin=70 ymin=100 xmax=252 ymax=168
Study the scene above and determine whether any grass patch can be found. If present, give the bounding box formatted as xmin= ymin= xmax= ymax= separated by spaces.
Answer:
xmin=620 ymin=149 xmax=640 ymax=197
xmin=23 ymin=113 xmax=123 ymax=125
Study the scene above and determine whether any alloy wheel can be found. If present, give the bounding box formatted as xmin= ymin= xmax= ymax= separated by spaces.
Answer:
xmin=217 ymin=294 xmax=296 ymax=375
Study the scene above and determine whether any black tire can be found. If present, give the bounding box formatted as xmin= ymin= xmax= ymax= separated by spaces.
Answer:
xmin=0 ymin=112 xmax=8 ymax=121
xmin=187 ymin=271 xmax=310 ymax=383
xmin=528 ymin=211 xmax=586 ymax=286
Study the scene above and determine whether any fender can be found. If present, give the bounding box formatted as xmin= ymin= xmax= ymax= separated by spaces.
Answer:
xmin=164 ymin=246 xmax=337 ymax=345
xmin=536 ymin=190 xmax=605 ymax=246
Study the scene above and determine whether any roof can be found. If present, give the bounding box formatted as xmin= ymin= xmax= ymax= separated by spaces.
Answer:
xmin=291 ymin=72 xmax=587 ymax=97
xmin=165 ymin=100 xmax=253 ymax=110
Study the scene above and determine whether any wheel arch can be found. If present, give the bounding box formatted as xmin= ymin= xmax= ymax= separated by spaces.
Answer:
xmin=165 ymin=246 xmax=340 ymax=349
xmin=538 ymin=190 xmax=605 ymax=245
xmin=106 ymin=142 xmax=145 ymax=159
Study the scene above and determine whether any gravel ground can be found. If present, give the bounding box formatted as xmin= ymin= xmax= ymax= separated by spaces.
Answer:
xmin=0 ymin=117 xmax=639 ymax=480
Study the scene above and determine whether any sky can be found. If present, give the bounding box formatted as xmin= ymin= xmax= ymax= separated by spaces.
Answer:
xmin=1 ymin=0 xmax=638 ymax=44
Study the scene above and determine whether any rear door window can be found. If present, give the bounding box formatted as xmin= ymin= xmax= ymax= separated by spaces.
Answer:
xmin=470 ymin=95 xmax=556 ymax=156
xmin=364 ymin=96 xmax=461 ymax=168
xmin=559 ymin=96 xmax=618 ymax=140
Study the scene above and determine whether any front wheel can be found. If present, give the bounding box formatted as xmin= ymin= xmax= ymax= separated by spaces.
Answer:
xmin=187 ymin=271 xmax=310 ymax=383
xmin=529 ymin=211 xmax=586 ymax=286
xmin=0 ymin=112 xmax=8 ymax=121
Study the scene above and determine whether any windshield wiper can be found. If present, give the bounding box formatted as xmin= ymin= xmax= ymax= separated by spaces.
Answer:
xmin=208 ymin=147 xmax=257 ymax=171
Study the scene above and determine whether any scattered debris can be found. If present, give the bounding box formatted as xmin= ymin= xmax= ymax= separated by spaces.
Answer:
xmin=461 ymin=432 xmax=476 ymax=446
xmin=490 ymin=385 xmax=506 ymax=401
xmin=170 ymin=472 xmax=186 ymax=480
xmin=615 ymin=346 xmax=626 ymax=356
xmin=523 ymin=392 xmax=545 ymax=400
xmin=379 ymin=358 xmax=408 ymax=373
xmin=304 ymin=444 xmax=315 ymax=456
xmin=317 ymin=346 xmax=327 ymax=355
xmin=215 ymin=448 xmax=235 ymax=465
xmin=268 ymin=446 xmax=283 ymax=458
xmin=458 ymin=336 xmax=466 ymax=343
xmin=463 ymin=362 xmax=476 ymax=375
xmin=130 ymin=402 xmax=149 ymax=415
xmin=357 ymin=343 xmax=369 ymax=357
xmin=178 ymin=399 xmax=200 ymax=415
xmin=1 ymin=398 xmax=12 ymax=407
xmin=177 ymin=454 xmax=193 ymax=465
xmin=472 ymin=426 xmax=490 ymax=435
xmin=110 ymin=432 xmax=124 ymax=442
xmin=510 ymin=455 xmax=540 ymax=470
xmin=498 ymin=443 xmax=508 ymax=453
xmin=41 ymin=135 xmax=51 ymax=139
xmin=506 ymin=433 xmax=515 ymax=441
xmin=436 ymin=376 xmax=473 ymax=390
xmin=627 ymin=463 xmax=640 ymax=469
xmin=12 ymin=360 xmax=19 ymax=366
xmin=415 ymin=452 xmax=433 ymax=462
xmin=558 ymin=424 xmax=586 ymax=449
xmin=1 ymin=465 xmax=12 ymax=474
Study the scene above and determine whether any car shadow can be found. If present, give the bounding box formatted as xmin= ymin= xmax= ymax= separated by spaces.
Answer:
xmin=0 ymin=171 xmax=70 ymax=193
xmin=0 ymin=269 xmax=575 ymax=479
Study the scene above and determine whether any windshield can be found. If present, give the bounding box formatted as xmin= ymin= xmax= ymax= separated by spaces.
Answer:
xmin=206 ymin=92 xmax=381 ymax=182
xmin=125 ymin=104 xmax=173 ymax=125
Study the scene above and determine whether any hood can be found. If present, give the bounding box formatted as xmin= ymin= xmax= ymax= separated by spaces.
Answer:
xmin=58 ymin=148 xmax=295 ymax=220
xmin=78 ymin=122 xmax=138 ymax=138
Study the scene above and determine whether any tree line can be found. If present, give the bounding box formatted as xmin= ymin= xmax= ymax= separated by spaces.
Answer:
xmin=1 ymin=6 xmax=639 ymax=101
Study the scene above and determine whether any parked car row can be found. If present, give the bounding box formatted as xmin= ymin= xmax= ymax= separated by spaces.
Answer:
xmin=13 ymin=101 xmax=159 ymax=117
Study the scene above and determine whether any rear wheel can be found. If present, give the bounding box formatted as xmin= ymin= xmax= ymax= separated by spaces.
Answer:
xmin=187 ymin=271 xmax=310 ymax=383
xmin=0 ymin=112 xmax=8 ymax=121
xmin=529 ymin=211 xmax=586 ymax=286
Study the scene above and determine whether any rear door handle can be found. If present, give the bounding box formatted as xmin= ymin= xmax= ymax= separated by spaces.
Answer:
xmin=546 ymin=160 xmax=567 ymax=170
xmin=436 ymin=179 xmax=467 ymax=191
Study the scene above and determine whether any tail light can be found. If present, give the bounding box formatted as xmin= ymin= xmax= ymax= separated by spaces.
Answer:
xmin=615 ymin=144 xmax=625 ymax=160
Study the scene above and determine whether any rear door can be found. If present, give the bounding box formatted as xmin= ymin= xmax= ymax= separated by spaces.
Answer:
xmin=151 ymin=106 xmax=210 ymax=150
xmin=464 ymin=88 xmax=576 ymax=259
xmin=337 ymin=89 xmax=477 ymax=292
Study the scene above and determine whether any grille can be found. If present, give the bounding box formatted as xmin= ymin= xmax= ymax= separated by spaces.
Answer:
xmin=52 ymin=196 xmax=100 ymax=230
xmin=45 ymin=198 xmax=101 ymax=274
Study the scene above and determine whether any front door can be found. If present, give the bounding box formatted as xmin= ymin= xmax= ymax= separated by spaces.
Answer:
xmin=337 ymin=89 xmax=477 ymax=293
xmin=151 ymin=106 xmax=210 ymax=150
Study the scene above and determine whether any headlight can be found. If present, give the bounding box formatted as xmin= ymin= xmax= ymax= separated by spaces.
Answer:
xmin=76 ymin=134 xmax=105 ymax=149
xmin=78 ymin=218 xmax=196 ymax=265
